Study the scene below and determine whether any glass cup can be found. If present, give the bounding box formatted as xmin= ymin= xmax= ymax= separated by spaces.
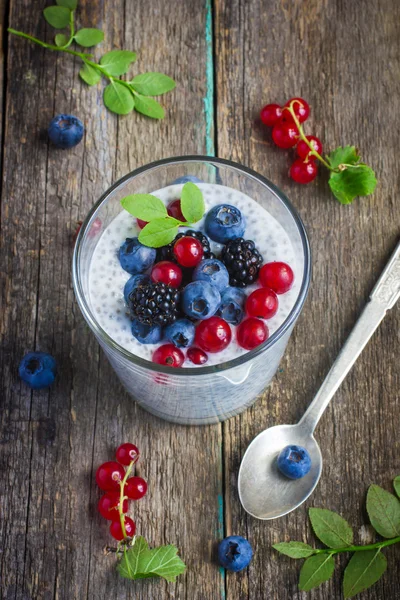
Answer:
xmin=72 ymin=157 xmax=311 ymax=425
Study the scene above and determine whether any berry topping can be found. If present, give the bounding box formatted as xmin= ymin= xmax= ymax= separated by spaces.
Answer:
xmin=193 ymin=258 xmax=229 ymax=292
xmin=205 ymin=204 xmax=246 ymax=243
xmin=131 ymin=320 xmax=163 ymax=344
xmin=128 ymin=282 xmax=181 ymax=326
xmin=272 ymin=121 xmax=299 ymax=148
xmin=151 ymin=261 xmax=182 ymax=288
xmin=110 ymin=516 xmax=136 ymax=541
xmin=152 ymin=344 xmax=184 ymax=367
xmin=284 ymin=97 xmax=310 ymax=123
xmin=245 ymin=288 xmax=278 ymax=319
xmin=123 ymin=274 xmax=151 ymax=303
xmin=289 ymin=158 xmax=318 ymax=184
xmin=237 ymin=317 xmax=269 ymax=350
xmin=116 ymin=443 xmax=139 ymax=466
xmin=195 ymin=317 xmax=232 ymax=353
xmin=95 ymin=461 xmax=125 ymax=492
xmin=18 ymin=351 xmax=56 ymax=389
xmin=221 ymin=238 xmax=263 ymax=288
xmin=167 ymin=199 xmax=185 ymax=222
xmin=173 ymin=236 xmax=204 ymax=267
xmin=218 ymin=536 xmax=253 ymax=572
xmin=48 ymin=114 xmax=84 ymax=149
xmin=119 ymin=237 xmax=156 ymax=275
xmin=277 ymin=445 xmax=312 ymax=479
xmin=136 ymin=218 xmax=148 ymax=229
xmin=125 ymin=476 xmax=148 ymax=500
xmin=156 ymin=229 xmax=214 ymax=263
xmin=259 ymin=262 xmax=294 ymax=294
xmin=182 ymin=281 xmax=221 ymax=320
xmin=216 ymin=287 xmax=246 ymax=325
xmin=297 ymin=135 xmax=323 ymax=159
xmin=187 ymin=347 xmax=208 ymax=365
xmin=98 ymin=492 xmax=128 ymax=521
xmin=164 ymin=318 xmax=196 ymax=348
xmin=260 ymin=103 xmax=283 ymax=127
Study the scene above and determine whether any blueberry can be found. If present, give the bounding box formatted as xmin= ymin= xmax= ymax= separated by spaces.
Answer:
xmin=205 ymin=204 xmax=246 ymax=243
xmin=48 ymin=114 xmax=84 ymax=149
xmin=217 ymin=287 xmax=246 ymax=325
xmin=19 ymin=352 xmax=56 ymax=389
xmin=172 ymin=175 xmax=202 ymax=184
xmin=123 ymin=274 xmax=151 ymax=303
xmin=182 ymin=281 xmax=221 ymax=320
xmin=218 ymin=536 xmax=253 ymax=572
xmin=119 ymin=238 xmax=156 ymax=275
xmin=131 ymin=320 xmax=162 ymax=344
xmin=164 ymin=318 xmax=195 ymax=348
xmin=193 ymin=259 xmax=229 ymax=292
xmin=277 ymin=445 xmax=312 ymax=480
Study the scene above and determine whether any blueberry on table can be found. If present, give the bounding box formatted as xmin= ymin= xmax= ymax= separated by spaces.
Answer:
xmin=131 ymin=320 xmax=163 ymax=344
xmin=217 ymin=287 xmax=246 ymax=325
xmin=205 ymin=204 xmax=246 ymax=243
xmin=218 ymin=536 xmax=253 ymax=572
xmin=182 ymin=281 xmax=221 ymax=320
xmin=164 ymin=318 xmax=195 ymax=348
xmin=48 ymin=114 xmax=84 ymax=149
xmin=119 ymin=237 xmax=156 ymax=275
xmin=277 ymin=445 xmax=311 ymax=479
xmin=18 ymin=352 xmax=56 ymax=389
xmin=172 ymin=175 xmax=202 ymax=184
xmin=193 ymin=258 xmax=229 ymax=292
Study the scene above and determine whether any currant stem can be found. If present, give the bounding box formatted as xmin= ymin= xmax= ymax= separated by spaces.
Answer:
xmin=313 ymin=535 xmax=400 ymax=556
xmin=118 ymin=455 xmax=139 ymax=540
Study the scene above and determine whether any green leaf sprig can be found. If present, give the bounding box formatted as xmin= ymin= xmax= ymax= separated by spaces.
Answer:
xmin=273 ymin=474 xmax=400 ymax=598
xmin=121 ymin=182 xmax=206 ymax=247
xmin=8 ymin=0 xmax=175 ymax=118
xmin=285 ymin=100 xmax=377 ymax=204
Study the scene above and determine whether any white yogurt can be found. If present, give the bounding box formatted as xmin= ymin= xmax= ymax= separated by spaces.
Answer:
xmin=88 ymin=183 xmax=301 ymax=367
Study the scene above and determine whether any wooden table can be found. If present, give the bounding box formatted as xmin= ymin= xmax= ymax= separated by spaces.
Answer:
xmin=1 ymin=1 xmax=399 ymax=598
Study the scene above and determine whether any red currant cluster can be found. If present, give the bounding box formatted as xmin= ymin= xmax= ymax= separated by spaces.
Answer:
xmin=96 ymin=443 xmax=147 ymax=542
xmin=260 ymin=97 xmax=323 ymax=184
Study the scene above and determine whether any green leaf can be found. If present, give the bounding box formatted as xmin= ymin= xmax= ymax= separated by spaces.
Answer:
xmin=117 ymin=536 xmax=186 ymax=583
xmin=273 ymin=541 xmax=316 ymax=559
xmin=43 ymin=6 xmax=71 ymax=29
xmin=298 ymin=554 xmax=335 ymax=592
xmin=328 ymin=165 xmax=377 ymax=204
xmin=394 ymin=476 xmax=400 ymax=499
xmin=54 ymin=33 xmax=68 ymax=47
xmin=79 ymin=63 xmax=101 ymax=86
xmin=56 ymin=0 xmax=77 ymax=9
xmin=133 ymin=94 xmax=165 ymax=119
xmin=343 ymin=550 xmax=387 ymax=598
xmin=309 ymin=508 xmax=354 ymax=549
xmin=103 ymin=82 xmax=134 ymax=115
xmin=327 ymin=145 xmax=360 ymax=170
xmin=366 ymin=484 xmax=400 ymax=538
xmin=74 ymin=28 xmax=104 ymax=47
xmin=130 ymin=72 xmax=176 ymax=96
xmin=100 ymin=50 xmax=137 ymax=76
xmin=120 ymin=194 xmax=167 ymax=221
xmin=138 ymin=218 xmax=180 ymax=248
xmin=180 ymin=182 xmax=205 ymax=223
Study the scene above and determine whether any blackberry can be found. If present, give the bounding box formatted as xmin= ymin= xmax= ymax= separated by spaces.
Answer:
xmin=127 ymin=282 xmax=181 ymax=326
xmin=221 ymin=238 xmax=263 ymax=288
xmin=156 ymin=229 xmax=215 ymax=263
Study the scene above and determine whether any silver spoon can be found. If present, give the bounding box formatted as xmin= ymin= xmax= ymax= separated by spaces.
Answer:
xmin=238 ymin=240 xmax=400 ymax=520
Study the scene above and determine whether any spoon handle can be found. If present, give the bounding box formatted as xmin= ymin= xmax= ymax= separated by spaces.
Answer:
xmin=299 ymin=240 xmax=400 ymax=434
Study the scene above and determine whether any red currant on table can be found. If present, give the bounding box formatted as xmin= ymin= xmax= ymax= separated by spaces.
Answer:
xmin=96 ymin=461 xmax=125 ymax=492
xmin=289 ymin=158 xmax=318 ymax=184
xmin=137 ymin=218 xmax=148 ymax=230
xmin=259 ymin=262 xmax=294 ymax=294
xmin=167 ymin=199 xmax=185 ymax=222
xmin=125 ymin=476 xmax=148 ymax=500
xmin=187 ymin=347 xmax=208 ymax=365
xmin=98 ymin=492 xmax=128 ymax=521
xmin=151 ymin=261 xmax=182 ymax=288
xmin=272 ymin=121 xmax=299 ymax=149
xmin=110 ymin=516 xmax=136 ymax=541
xmin=116 ymin=443 xmax=139 ymax=466
xmin=284 ymin=97 xmax=310 ymax=123
xmin=297 ymin=135 xmax=323 ymax=159
xmin=246 ymin=288 xmax=278 ymax=319
xmin=260 ymin=103 xmax=282 ymax=127
xmin=173 ymin=236 xmax=204 ymax=267
xmin=195 ymin=317 xmax=232 ymax=353
xmin=237 ymin=317 xmax=269 ymax=350
xmin=153 ymin=344 xmax=184 ymax=367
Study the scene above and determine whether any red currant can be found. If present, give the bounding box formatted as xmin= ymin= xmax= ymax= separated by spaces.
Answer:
xmin=95 ymin=461 xmax=125 ymax=492
xmin=195 ymin=317 xmax=232 ymax=353
xmin=259 ymin=262 xmax=294 ymax=294
xmin=284 ymin=97 xmax=310 ymax=123
xmin=116 ymin=443 xmax=139 ymax=466
xmin=237 ymin=318 xmax=269 ymax=350
xmin=110 ymin=516 xmax=136 ymax=541
xmin=125 ymin=477 xmax=148 ymax=500
xmin=297 ymin=136 xmax=323 ymax=159
xmin=173 ymin=236 xmax=203 ymax=267
xmin=246 ymin=288 xmax=278 ymax=319
xmin=98 ymin=492 xmax=128 ymax=521
xmin=187 ymin=347 xmax=208 ymax=365
xmin=260 ymin=103 xmax=282 ymax=127
xmin=272 ymin=121 xmax=299 ymax=149
xmin=289 ymin=158 xmax=318 ymax=184
xmin=152 ymin=344 xmax=184 ymax=367
xmin=167 ymin=199 xmax=185 ymax=222
xmin=151 ymin=261 xmax=182 ymax=288
xmin=137 ymin=218 xmax=148 ymax=229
